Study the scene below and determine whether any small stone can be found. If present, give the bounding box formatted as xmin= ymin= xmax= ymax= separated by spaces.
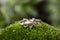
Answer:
xmin=19 ymin=18 xmax=41 ymax=28
xmin=24 ymin=21 xmax=32 ymax=24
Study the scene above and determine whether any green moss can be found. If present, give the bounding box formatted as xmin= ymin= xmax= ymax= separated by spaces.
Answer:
xmin=0 ymin=22 xmax=60 ymax=40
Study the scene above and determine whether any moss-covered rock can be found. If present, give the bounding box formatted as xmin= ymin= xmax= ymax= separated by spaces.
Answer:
xmin=0 ymin=22 xmax=60 ymax=40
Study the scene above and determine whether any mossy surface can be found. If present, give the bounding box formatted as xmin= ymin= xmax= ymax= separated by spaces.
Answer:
xmin=0 ymin=22 xmax=60 ymax=40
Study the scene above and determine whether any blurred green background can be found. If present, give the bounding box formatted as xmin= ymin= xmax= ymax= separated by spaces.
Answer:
xmin=0 ymin=0 xmax=60 ymax=28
